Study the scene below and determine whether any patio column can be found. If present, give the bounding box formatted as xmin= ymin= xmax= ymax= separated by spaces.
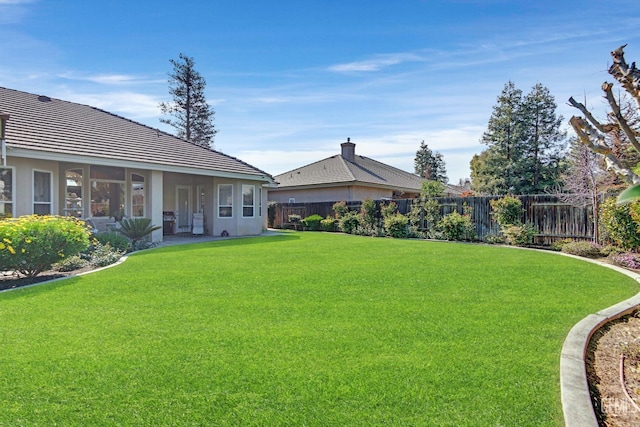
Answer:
xmin=150 ymin=170 xmax=163 ymax=242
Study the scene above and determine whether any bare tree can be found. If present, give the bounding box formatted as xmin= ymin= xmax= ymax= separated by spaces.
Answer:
xmin=569 ymin=45 xmax=640 ymax=186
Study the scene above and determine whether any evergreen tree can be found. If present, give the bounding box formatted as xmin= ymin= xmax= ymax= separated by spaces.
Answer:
xmin=477 ymin=81 xmax=524 ymax=194
xmin=414 ymin=140 xmax=448 ymax=183
xmin=520 ymin=83 xmax=566 ymax=193
xmin=472 ymin=81 xmax=566 ymax=195
xmin=159 ymin=53 xmax=217 ymax=148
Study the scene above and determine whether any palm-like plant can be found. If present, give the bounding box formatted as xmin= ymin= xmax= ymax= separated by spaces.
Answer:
xmin=117 ymin=218 xmax=161 ymax=247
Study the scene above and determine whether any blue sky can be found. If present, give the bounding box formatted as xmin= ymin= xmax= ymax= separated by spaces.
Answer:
xmin=1 ymin=0 xmax=639 ymax=183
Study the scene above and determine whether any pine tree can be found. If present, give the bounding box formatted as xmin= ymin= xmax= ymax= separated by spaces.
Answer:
xmin=520 ymin=83 xmax=566 ymax=193
xmin=159 ymin=53 xmax=217 ymax=148
xmin=477 ymin=81 xmax=524 ymax=194
xmin=414 ymin=140 xmax=448 ymax=183
xmin=472 ymin=81 xmax=566 ymax=195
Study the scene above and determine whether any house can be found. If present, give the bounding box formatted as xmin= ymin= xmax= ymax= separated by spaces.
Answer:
xmin=0 ymin=87 xmax=275 ymax=242
xmin=269 ymin=139 xmax=461 ymax=204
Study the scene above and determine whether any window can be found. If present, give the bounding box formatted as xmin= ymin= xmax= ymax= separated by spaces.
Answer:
xmin=0 ymin=167 xmax=13 ymax=218
xmin=131 ymin=173 xmax=145 ymax=218
xmin=65 ymin=168 xmax=83 ymax=218
xmin=259 ymin=187 xmax=263 ymax=217
xmin=90 ymin=166 xmax=125 ymax=218
xmin=242 ymin=185 xmax=255 ymax=217
xmin=218 ymin=184 xmax=233 ymax=218
xmin=33 ymin=170 xmax=52 ymax=215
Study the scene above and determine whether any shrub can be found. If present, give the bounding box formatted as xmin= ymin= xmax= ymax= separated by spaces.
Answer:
xmin=338 ymin=211 xmax=360 ymax=234
xmin=96 ymin=232 xmax=130 ymax=252
xmin=332 ymin=201 xmax=348 ymax=219
xmin=599 ymin=198 xmax=640 ymax=250
xmin=320 ymin=217 xmax=337 ymax=232
xmin=88 ymin=242 xmax=124 ymax=268
xmin=267 ymin=202 xmax=278 ymax=228
xmin=53 ymin=255 xmax=89 ymax=272
xmin=0 ymin=215 xmax=91 ymax=277
xmin=490 ymin=196 xmax=523 ymax=228
xmin=380 ymin=201 xmax=398 ymax=219
xmin=502 ymin=223 xmax=536 ymax=246
xmin=384 ymin=213 xmax=408 ymax=238
xmin=610 ymin=252 xmax=640 ymax=270
xmin=550 ymin=238 xmax=573 ymax=252
xmin=438 ymin=211 xmax=476 ymax=241
xmin=360 ymin=198 xmax=377 ymax=230
xmin=560 ymin=240 xmax=603 ymax=258
xmin=302 ymin=214 xmax=323 ymax=231
xmin=117 ymin=218 xmax=162 ymax=248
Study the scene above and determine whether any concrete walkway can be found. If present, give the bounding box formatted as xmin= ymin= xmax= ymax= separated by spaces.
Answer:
xmin=157 ymin=230 xmax=284 ymax=247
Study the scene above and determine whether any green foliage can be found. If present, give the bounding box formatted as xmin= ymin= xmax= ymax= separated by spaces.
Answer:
xmin=490 ymin=196 xmax=523 ymax=228
xmin=384 ymin=213 xmax=408 ymax=238
xmin=472 ymin=81 xmax=566 ymax=195
xmin=88 ymin=242 xmax=125 ymax=267
xmin=560 ymin=241 xmax=603 ymax=258
xmin=267 ymin=202 xmax=278 ymax=228
xmin=414 ymin=140 xmax=447 ymax=183
xmin=320 ymin=216 xmax=337 ymax=232
xmin=53 ymin=255 xmax=89 ymax=272
xmin=380 ymin=201 xmax=398 ymax=219
xmin=359 ymin=198 xmax=377 ymax=228
xmin=96 ymin=232 xmax=130 ymax=252
xmin=438 ymin=211 xmax=476 ymax=241
xmin=599 ymin=198 xmax=640 ymax=250
xmin=159 ymin=53 xmax=216 ymax=148
xmin=502 ymin=223 xmax=537 ymax=246
xmin=117 ymin=218 xmax=162 ymax=246
xmin=302 ymin=214 xmax=323 ymax=231
xmin=0 ymin=215 xmax=90 ymax=277
xmin=332 ymin=201 xmax=348 ymax=218
xmin=338 ymin=211 xmax=360 ymax=234
xmin=421 ymin=180 xmax=445 ymax=198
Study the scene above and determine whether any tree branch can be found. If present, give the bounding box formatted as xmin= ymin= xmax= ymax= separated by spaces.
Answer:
xmin=567 ymin=96 xmax=616 ymax=133
xmin=569 ymin=116 xmax=640 ymax=184
xmin=609 ymin=44 xmax=640 ymax=112
xmin=601 ymin=82 xmax=640 ymax=152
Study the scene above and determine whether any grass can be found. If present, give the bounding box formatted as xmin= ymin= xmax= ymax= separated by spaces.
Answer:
xmin=0 ymin=232 xmax=638 ymax=426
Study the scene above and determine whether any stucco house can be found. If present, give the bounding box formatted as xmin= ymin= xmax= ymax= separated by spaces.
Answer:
xmin=269 ymin=139 xmax=461 ymax=203
xmin=0 ymin=87 xmax=275 ymax=242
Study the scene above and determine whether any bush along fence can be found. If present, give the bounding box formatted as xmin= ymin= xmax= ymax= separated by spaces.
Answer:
xmin=269 ymin=194 xmax=598 ymax=246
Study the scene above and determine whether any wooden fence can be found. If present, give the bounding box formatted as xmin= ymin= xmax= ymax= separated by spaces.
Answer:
xmin=270 ymin=195 xmax=596 ymax=245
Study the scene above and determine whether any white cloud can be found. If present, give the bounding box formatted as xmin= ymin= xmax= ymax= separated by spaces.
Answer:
xmin=52 ymin=90 xmax=163 ymax=120
xmin=57 ymin=72 xmax=164 ymax=86
xmin=328 ymin=52 xmax=424 ymax=72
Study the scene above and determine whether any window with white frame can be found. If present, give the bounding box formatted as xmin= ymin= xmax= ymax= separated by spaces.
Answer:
xmin=242 ymin=185 xmax=255 ymax=217
xmin=258 ymin=187 xmax=263 ymax=217
xmin=33 ymin=170 xmax=52 ymax=215
xmin=218 ymin=184 xmax=233 ymax=218
xmin=131 ymin=173 xmax=145 ymax=218
xmin=0 ymin=167 xmax=13 ymax=218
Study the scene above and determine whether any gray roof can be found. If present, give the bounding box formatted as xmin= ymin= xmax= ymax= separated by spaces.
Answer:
xmin=274 ymin=153 xmax=426 ymax=192
xmin=0 ymin=87 xmax=272 ymax=181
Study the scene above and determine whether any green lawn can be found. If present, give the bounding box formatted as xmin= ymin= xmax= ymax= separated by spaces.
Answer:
xmin=0 ymin=232 xmax=637 ymax=426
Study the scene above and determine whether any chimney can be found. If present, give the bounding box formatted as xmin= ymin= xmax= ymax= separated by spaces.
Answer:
xmin=341 ymin=137 xmax=355 ymax=163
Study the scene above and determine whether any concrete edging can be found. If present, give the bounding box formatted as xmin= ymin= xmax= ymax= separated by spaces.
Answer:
xmin=557 ymin=253 xmax=640 ymax=427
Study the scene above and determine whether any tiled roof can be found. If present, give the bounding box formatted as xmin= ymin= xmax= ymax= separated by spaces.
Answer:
xmin=0 ymin=87 xmax=272 ymax=181
xmin=274 ymin=153 xmax=426 ymax=192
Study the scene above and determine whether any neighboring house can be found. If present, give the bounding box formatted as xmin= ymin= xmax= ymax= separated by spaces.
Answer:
xmin=269 ymin=139 xmax=462 ymax=203
xmin=0 ymin=87 xmax=275 ymax=242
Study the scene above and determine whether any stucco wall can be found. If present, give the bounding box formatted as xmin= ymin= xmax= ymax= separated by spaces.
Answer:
xmin=269 ymin=185 xmax=394 ymax=203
